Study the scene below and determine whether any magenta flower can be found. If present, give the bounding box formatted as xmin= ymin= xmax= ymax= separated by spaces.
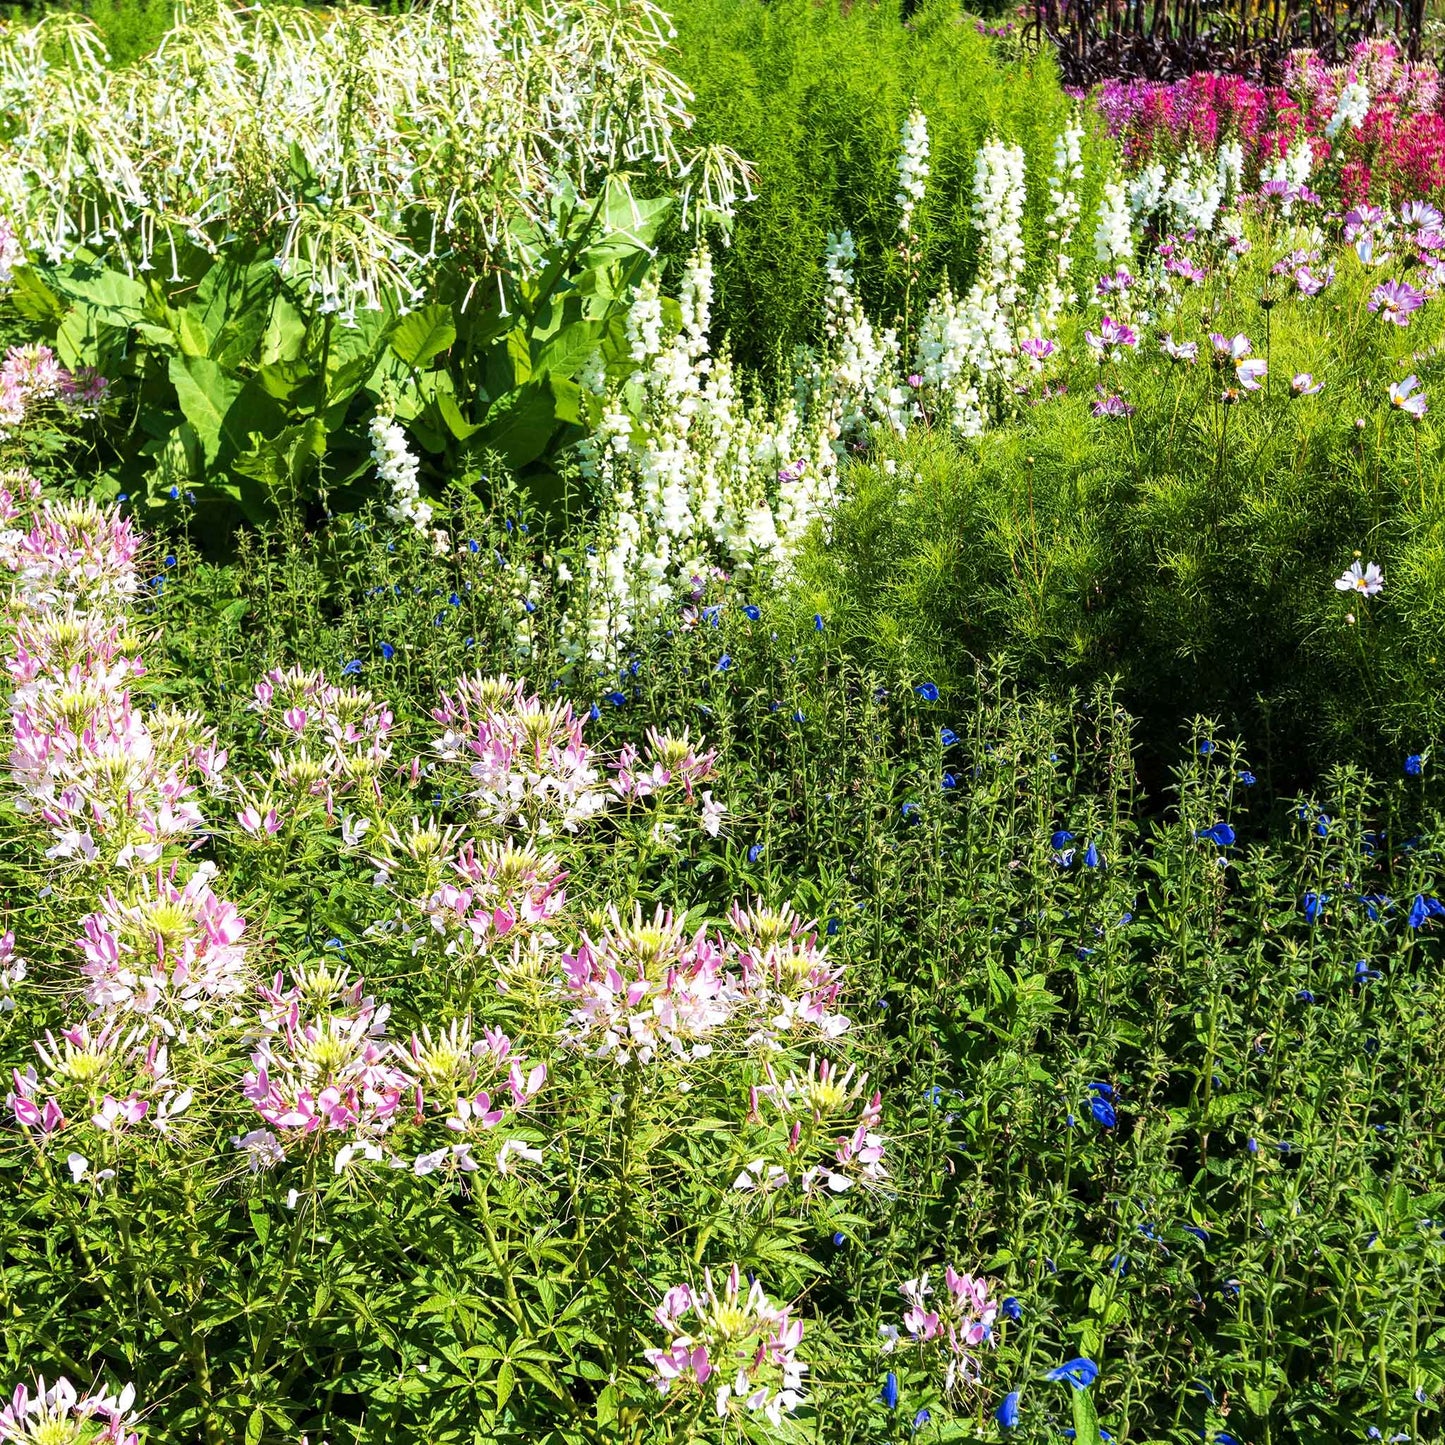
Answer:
xmin=1208 ymin=332 xmax=1253 ymax=363
xmin=1019 ymin=337 xmax=1055 ymax=367
xmin=1091 ymin=392 xmax=1135 ymax=419
xmin=1369 ymin=279 xmax=1426 ymax=325
xmin=1084 ymin=316 xmax=1138 ymax=358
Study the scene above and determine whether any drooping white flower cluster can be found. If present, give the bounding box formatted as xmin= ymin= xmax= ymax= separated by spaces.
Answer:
xmin=0 ymin=0 xmax=747 ymax=317
xmin=369 ymin=411 xmax=433 ymax=535
xmin=896 ymin=109 xmax=930 ymax=236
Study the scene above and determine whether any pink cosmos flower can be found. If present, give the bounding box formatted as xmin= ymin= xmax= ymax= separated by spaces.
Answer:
xmin=1291 ymin=373 xmax=1324 ymax=395
xmin=1369 ymin=279 xmax=1426 ymax=325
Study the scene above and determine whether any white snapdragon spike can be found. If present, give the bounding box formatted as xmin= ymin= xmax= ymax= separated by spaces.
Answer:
xmin=1037 ymin=119 xmax=1085 ymax=328
xmin=369 ymin=411 xmax=432 ymax=535
xmin=1326 ymin=79 xmax=1371 ymax=138
xmin=895 ymin=109 xmax=930 ymax=236
xmin=1162 ymin=152 xmax=1225 ymax=235
xmin=1094 ymin=176 xmax=1135 ymax=267
xmin=569 ymin=245 xmax=840 ymax=664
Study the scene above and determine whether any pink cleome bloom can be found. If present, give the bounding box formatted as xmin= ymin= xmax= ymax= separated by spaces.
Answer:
xmin=0 ymin=1376 xmax=141 ymax=1445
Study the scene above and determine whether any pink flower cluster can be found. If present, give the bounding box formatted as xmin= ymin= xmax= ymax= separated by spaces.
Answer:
xmin=430 ymin=673 xmax=609 ymax=835
xmin=612 ymin=726 xmax=724 ymax=836
xmin=644 ymin=1266 xmax=807 ymax=1426
xmin=1096 ymin=41 xmax=1445 ymax=203
xmin=239 ymin=965 xmax=548 ymax=1175
xmin=885 ymin=1267 xmax=999 ymax=1394
xmin=3 ymin=494 xmax=224 ymax=866
xmin=737 ymin=1053 xmax=887 ymax=1197
xmin=78 ymin=863 xmax=249 ymax=1020
xmin=238 ymin=666 xmax=396 ymax=833
xmin=0 ymin=344 xmax=109 ymax=434
xmin=418 ymin=837 xmax=568 ymax=957
xmin=7 ymin=1017 xmax=193 ymax=1143
xmin=0 ymin=1375 xmax=141 ymax=1445
xmin=562 ymin=901 xmax=849 ymax=1065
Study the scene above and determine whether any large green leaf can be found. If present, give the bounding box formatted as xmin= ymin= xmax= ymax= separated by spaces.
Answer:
xmin=473 ymin=380 xmax=558 ymax=470
xmin=9 ymin=268 xmax=64 ymax=325
xmin=390 ymin=304 xmax=456 ymax=369
xmin=168 ymin=355 xmax=242 ymax=466
xmin=47 ymin=263 xmax=148 ymax=326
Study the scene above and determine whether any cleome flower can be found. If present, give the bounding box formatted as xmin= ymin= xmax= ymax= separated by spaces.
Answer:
xmin=77 ymin=863 xmax=249 ymax=1020
xmin=738 ymin=1053 xmax=888 ymax=1197
xmin=0 ymin=1375 xmax=141 ymax=1445
xmin=643 ymin=1265 xmax=807 ymax=1426
xmin=417 ymin=837 xmax=568 ymax=957
xmin=888 ymin=1266 xmax=1000 ymax=1393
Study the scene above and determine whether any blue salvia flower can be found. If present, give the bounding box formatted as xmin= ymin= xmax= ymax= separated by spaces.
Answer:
xmin=1051 ymin=829 xmax=1076 ymax=849
xmin=1355 ymin=960 xmax=1382 ymax=982
xmin=1045 ymin=1358 xmax=1099 ymax=1390
xmin=1001 ymin=1296 xmax=1023 ymax=1321
xmin=902 ymin=802 xmax=920 ymax=821
xmin=941 ymin=727 xmax=958 ymax=746
xmin=1084 ymin=841 xmax=1101 ymax=868
xmin=743 ymin=604 xmax=761 ymax=620
xmin=606 ymin=691 xmax=627 ymax=706
xmin=747 ymin=844 xmax=763 ymax=863
xmin=995 ymin=1391 xmax=1020 ymax=1428
xmin=588 ymin=703 xmax=601 ymax=721
xmin=1182 ymin=1225 xmax=1209 ymax=1245
xmin=716 ymin=654 xmax=732 ymax=672
xmin=1315 ymin=813 xmax=1331 ymax=837
xmin=379 ymin=642 xmax=395 ymax=661
xmin=1409 ymin=894 xmax=1431 ymax=929
xmin=915 ymin=681 xmax=939 ymax=701
xmin=1090 ymin=1095 xmax=1117 ymax=1128
xmin=813 ymin=613 xmax=825 ymax=631
xmin=1198 ymin=739 xmax=1214 ymax=754
xmin=1237 ymin=770 xmax=1257 ymax=785
xmin=1087 ymin=1081 xmax=1114 ymax=1098
xmin=912 ymin=1408 xmax=931 ymax=1432
xmin=1303 ymin=891 xmax=1325 ymax=923
xmin=1195 ymin=823 xmax=1236 ymax=846
xmin=942 ymin=772 xmax=957 ymax=789
xmin=881 ymin=1371 xmax=898 ymax=1410
xmin=340 ymin=659 xmax=362 ymax=677
xmin=1406 ymin=752 xmax=1425 ymax=776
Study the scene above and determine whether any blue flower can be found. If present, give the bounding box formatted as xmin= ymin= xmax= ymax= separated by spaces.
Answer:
xmin=1315 ymin=813 xmax=1330 ymax=837
xmin=606 ymin=691 xmax=627 ymax=706
xmin=164 ymin=554 xmax=176 ymax=568
xmin=1087 ymin=1081 xmax=1114 ymax=1098
xmin=448 ymin=592 xmax=461 ymax=607
xmin=1051 ymin=830 xmax=1076 ymax=849
xmin=588 ymin=703 xmax=601 ymax=721
xmin=701 ymin=605 xmax=721 ymax=627
xmin=995 ymin=1391 xmax=1020 ymax=1428
xmin=941 ymin=727 xmax=958 ymax=746
xmin=748 ymin=844 xmax=763 ymax=863
xmin=915 ymin=681 xmax=939 ymax=701
xmin=744 ymin=605 xmax=761 ymax=621
xmin=340 ymin=659 xmax=362 ymax=677
xmin=379 ymin=642 xmax=395 ymax=661
xmin=912 ymin=1408 xmax=932 ymax=1432
xmin=813 ymin=614 xmax=825 ymax=632
xmin=826 ymin=919 xmax=840 ymax=936
xmin=902 ymin=802 xmax=920 ymax=821
xmin=832 ymin=1231 xmax=845 ymax=1248
xmin=1303 ymin=891 xmax=1325 ymax=923
xmin=467 ymin=538 xmax=480 ymax=553
xmin=1001 ymin=1296 xmax=1022 ymax=1321
xmin=1237 ymin=770 xmax=1257 ymax=785
xmin=1182 ymin=1225 xmax=1209 ymax=1245
xmin=1195 ymin=823 xmax=1236 ymax=846
xmin=716 ymin=654 xmax=732 ymax=672
xmin=942 ymin=772 xmax=957 ymax=789
xmin=1356 ymin=960 xmax=1382 ymax=982
xmin=1109 ymin=1253 xmax=1129 ymax=1275
xmin=1198 ymin=739 xmax=1214 ymax=755
xmin=1090 ymin=1095 xmax=1117 ymax=1128
xmin=792 ymin=710 xmax=805 ymax=723
xmin=1406 ymin=752 xmax=1425 ymax=776
xmin=1409 ymin=894 xmax=1431 ymax=929
xmin=881 ymin=1371 xmax=898 ymax=1410
xmin=1083 ymin=841 xmax=1101 ymax=868
xmin=1045 ymin=1358 xmax=1099 ymax=1390
xmin=1297 ymin=989 xmax=1316 ymax=1003
xmin=1247 ymin=1137 xmax=1259 ymax=1154
xmin=168 ymin=485 xmax=179 ymax=501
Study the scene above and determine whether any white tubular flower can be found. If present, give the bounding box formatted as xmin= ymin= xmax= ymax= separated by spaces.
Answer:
xmin=1093 ymin=176 xmax=1135 ymax=266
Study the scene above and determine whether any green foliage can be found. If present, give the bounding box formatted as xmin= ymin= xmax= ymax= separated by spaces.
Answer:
xmin=660 ymin=0 xmax=1109 ymax=381
xmin=9 ymin=176 xmax=675 ymax=531
xmin=4 ymin=494 xmax=1443 ymax=1443
xmin=799 ymin=236 xmax=1445 ymax=781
